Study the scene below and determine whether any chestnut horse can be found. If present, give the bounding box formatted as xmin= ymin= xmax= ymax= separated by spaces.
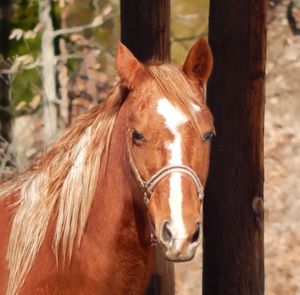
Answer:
xmin=0 ymin=39 xmax=214 ymax=295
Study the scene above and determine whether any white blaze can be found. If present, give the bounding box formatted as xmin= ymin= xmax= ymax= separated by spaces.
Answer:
xmin=157 ymin=98 xmax=188 ymax=250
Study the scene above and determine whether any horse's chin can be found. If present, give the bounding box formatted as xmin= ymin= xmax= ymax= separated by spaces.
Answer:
xmin=165 ymin=253 xmax=195 ymax=262
xmin=166 ymin=254 xmax=195 ymax=263
xmin=160 ymin=247 xmax=197 ymax=263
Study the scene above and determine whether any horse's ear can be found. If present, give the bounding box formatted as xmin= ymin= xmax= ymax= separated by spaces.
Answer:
xmin=115 ymin=42 xmax=148 ymax=88
xmin=182 ymin=39 xmax=213 ymax=82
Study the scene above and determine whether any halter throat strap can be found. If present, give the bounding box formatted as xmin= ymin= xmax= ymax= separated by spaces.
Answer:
xmin=127 ymin=133 xmax=204 ymax=205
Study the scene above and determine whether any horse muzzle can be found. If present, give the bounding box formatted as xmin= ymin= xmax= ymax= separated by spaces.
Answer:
xmin=157 ymin=220 xmax=201 ymax=262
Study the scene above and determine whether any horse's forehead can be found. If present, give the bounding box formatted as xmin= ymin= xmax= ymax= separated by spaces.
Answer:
xmin=156 ymin=98 xmax=188 ymax=131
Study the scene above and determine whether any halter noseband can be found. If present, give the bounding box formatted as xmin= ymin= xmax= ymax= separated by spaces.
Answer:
xmin=127 ymin=132 xmax=204 ymax=205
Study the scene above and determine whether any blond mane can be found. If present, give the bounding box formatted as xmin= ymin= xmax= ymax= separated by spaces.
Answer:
xmin=0 ymin=85 xmax=126 ymax=295
xmin=0 ymin=64 xmax=211 ymax=295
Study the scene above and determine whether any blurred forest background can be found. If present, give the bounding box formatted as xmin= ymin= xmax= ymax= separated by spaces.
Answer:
xmin=0 ymin=0 xmax=209 ymax=168
xmin=1 ymin=0 xmax=300 ymax=294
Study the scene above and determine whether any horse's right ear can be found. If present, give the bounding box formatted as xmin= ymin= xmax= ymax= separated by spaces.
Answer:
xmin=182 ymin=39 xmax=213 ymax=83
xmin=115 ymin=42 xmax=148 ymax=89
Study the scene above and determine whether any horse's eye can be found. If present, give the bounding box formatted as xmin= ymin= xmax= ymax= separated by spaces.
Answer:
xmin=132 ymin=130 xmax=145 ymax=142
xmin=203 ymin=131 xmax=215 ymax=142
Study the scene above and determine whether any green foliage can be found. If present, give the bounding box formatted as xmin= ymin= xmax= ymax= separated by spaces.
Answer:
xmin=11 ymin=0 xmax=39 ymax=31
xmin=9 ymin=0 xmax=41 ymax=111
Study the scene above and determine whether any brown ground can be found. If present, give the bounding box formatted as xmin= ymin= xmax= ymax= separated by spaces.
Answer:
xmin=175 ymin=1 xmax=300 ymax=294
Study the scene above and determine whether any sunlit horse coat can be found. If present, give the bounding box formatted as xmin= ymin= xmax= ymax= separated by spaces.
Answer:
xmin=0 ymin=39 xmax=214 ymax=295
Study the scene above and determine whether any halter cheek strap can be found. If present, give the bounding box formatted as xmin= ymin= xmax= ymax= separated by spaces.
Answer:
xmin=127 ymin=131 xmax=204 ymax=205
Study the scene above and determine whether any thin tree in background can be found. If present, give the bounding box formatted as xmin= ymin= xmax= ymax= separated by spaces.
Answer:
xmin=203 ymin=1 xmax=267 ymax=294
xmin=120 ymin=2 xmax=173 ymax=294
xmin=0 ymin=0 xmax=12 ymax=141
xmin=39 ymin=0 xmax=58 ymax=143
xmin=39 ymin=0 xmax=113 ymax=143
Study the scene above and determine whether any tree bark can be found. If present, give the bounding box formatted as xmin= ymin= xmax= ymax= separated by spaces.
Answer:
xmin=203 ymin=1 xmax=267 ymax=295
xmin=0 ymin=0 xmax=11 ymax=141
xmin=120 ymin=0 xmax=170 ymax=63
xmin=39 ymin=0 xmax=58 ymax=143
xmin=120 ymin=1 xmax=173 ymax=294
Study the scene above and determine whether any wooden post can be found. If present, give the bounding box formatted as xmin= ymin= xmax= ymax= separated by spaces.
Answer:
xmin=120 ymin=1 xmax=173 ymax=294
xmin=120 ymin=0 xmax=170 ymax=63
xmin=203 ymin=1 xmax=267 ymax=295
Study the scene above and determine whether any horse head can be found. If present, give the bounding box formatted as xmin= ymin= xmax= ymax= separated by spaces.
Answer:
xmin=115 ymin=39 xmax=214 ymax=262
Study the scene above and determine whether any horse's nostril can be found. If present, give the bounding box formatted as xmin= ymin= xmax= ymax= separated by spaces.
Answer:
xmin=191 ymin=223 xmax=200 ymax=243
xmin=161 ymin=222 xmax=173 ymax=243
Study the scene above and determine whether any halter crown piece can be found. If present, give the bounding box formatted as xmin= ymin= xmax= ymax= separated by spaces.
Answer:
xmin=127 ymin=131 xmax=204 ymax=205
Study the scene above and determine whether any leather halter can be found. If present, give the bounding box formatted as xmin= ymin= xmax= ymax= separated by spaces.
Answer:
xmin=127 ymin=131 xmax=204 ymax=205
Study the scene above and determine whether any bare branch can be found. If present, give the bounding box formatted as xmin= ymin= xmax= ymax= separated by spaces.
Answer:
xmin=172 ymin=12 xmax=208 ymax=21
xmin=0 ymin=60 xmax=40 ymax=74
xmin=0 ymin=135 xmax=24 ymax=179
xmin=53 ymin=12 xmax=118 ymax=38
xmin=22 ymin=59 xmax=41 ymax=70
xmin=171 ymin=34 xmax=206 ymax=43
xmin=0 ymin=54 xmax=84 ymax=75
xmin=0 ymin=69 xmax=11 ymax=75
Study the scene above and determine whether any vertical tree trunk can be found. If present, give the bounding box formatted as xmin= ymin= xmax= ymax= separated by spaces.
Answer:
xmin=39 ymin=0 xmax=58 ymax=143
xmin=0 ymin=0 xmax=11 ymax=141
xmin=120 ymin=0 xmax=170 ymax=62
xmin=58 ymin=0 xmax=70 ymax=127
xmin=203 ymin=1 xmax=267 ymax=295
xmin=120 ymin=1 xmax=173 ymax=294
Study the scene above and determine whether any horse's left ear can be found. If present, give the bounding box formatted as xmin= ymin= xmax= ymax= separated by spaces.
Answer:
xmin=182 ymin=39 xmax=213 ymax=82
xmin=115 ymin=42 xmax=149 ymax=89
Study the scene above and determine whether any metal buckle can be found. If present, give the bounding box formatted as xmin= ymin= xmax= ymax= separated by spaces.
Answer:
xmin=199 ymin=191 xmax=204 ymax=200
xmin=143 ymin=191 xmax=150 ymax=205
